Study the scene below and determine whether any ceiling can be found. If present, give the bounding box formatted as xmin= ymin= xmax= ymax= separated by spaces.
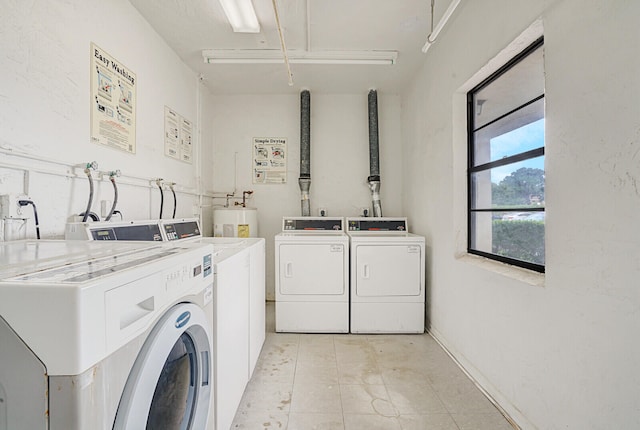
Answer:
xmin=128 ymin=0 xmax=431 ymax=94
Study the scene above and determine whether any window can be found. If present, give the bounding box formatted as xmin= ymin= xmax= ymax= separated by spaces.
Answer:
xmin=467 ymin=37 xmax=545 ymax=272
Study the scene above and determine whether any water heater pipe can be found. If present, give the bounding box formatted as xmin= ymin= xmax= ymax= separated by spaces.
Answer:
xmin=368 ymin=89 xmax=383 ymax=217
xmin=299 ymin=90 xmax=311 ymax=216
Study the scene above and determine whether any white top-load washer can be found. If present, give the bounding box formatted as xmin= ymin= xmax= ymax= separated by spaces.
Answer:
xmin=346 ymin=217 xmax=426 ymax=333
xmin=0 ymin=239 xmax=214 ymax=430
xmin=275 ymin=217 xmax=349 ymax=333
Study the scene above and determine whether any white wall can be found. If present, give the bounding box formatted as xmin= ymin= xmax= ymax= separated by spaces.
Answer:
xmin=0 ymin=0 xmax=214 ymax=238
xmin=210 ymin=93 xmax=403 ymax=299
xmin=403 ymin=0 xmax=640 ymax=429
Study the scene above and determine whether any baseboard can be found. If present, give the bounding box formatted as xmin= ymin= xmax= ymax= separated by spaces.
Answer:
xmin=428 ymin=327 xmax=537 ymax=430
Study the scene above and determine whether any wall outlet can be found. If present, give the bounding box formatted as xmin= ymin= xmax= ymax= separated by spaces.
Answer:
xmin=0 ymin=194 xmax=29 ymax=219
xmin=318 ymin=207 xmax=327 ymax=217
xmin=101 ymin=200 xmax=112 ymax=218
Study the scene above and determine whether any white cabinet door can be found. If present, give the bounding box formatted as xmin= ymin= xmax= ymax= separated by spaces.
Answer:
xmin=355 ymin=245 xmax=421 ymax=296
xmin=278 ymin=243 xmax=345 ymax=295
xmin=215 ymin=251 xmax=250 ymax=430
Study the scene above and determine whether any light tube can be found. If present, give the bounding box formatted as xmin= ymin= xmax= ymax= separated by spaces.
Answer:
xmin=219 ymin=0 xmax=260 ymax=33
xmin=202 ymin=50 xmax=398 ymax=65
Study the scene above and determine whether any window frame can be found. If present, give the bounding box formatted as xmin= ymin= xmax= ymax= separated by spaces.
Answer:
xmin=467 ymin=37 xmax=545 ymax=273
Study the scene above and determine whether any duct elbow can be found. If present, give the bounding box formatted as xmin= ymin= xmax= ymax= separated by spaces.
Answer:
xmin=368 ymin=180 xmax=383 ymax=217
xmin=299 ymin=178 xmax=311 ymax=216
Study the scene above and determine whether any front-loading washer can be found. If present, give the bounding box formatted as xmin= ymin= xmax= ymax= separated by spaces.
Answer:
xmin=346 ymin=217 xmax=426 ymax=333
xmin=275 ymin=217 xmax=349 ymax=333
xmin=63 ymin=216 xmax=266 ymax=430
xmin=0 ymin=239 xmax=214 ymax=430
xmin=160 ymin=219 xmax=265 ymax=380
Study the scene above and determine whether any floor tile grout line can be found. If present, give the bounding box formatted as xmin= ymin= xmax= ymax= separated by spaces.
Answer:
xmin=288 ymin=333 xmax=301 ymax=430
xmin=332 ymin=334 xmax=347 ymax=428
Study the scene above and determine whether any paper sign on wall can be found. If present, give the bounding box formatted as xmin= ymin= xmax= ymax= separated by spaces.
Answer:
xmin=253 ymin=137 xmax=287 ymax=184
xmin=90 ymin=43 xmax=136 ymax=153
xmin=164 ymin=106 xmax=193 ymax=164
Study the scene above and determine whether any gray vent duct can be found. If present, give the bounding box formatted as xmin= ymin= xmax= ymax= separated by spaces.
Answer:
xmin=299 ymin=90 xmax=311 ymax=216
xmin=368 ymin=89 xmax=383 ymax=217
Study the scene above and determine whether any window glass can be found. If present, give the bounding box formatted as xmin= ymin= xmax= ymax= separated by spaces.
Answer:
xmin=473 ymin=46 xmax=544 ymax=129
xmin=470 ymin=212 xmax=545 ymax=265
xmin=470 ymin=156 xmax=545 ymax=209
xmin=468 ymin=37 xmax=545 ymax=272
xmin=473 ymin=103 xmax=544 ymax=166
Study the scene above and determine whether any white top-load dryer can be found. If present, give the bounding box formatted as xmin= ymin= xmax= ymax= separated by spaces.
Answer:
xmin=346 ymin=217 xmax=426 ymax=333
xmin=0 ymin=239 xmax=214 ymax=430
xmin=275 ymin=217 xmax=349 ymax=333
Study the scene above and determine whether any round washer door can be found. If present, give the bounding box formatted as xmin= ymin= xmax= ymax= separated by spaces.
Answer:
xmin=113 ymin=303 xmax=212 ymax=430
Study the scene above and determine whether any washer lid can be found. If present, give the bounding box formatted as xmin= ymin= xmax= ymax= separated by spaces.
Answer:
xmin=0 ymin=240 xmax=157 ymax=279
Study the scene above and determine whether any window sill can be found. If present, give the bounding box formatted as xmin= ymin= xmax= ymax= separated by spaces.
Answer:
xmin=455 ymin=252 xmax=545 ymax=287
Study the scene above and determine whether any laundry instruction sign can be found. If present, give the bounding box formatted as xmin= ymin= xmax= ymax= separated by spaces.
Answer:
xmin=253 ymin=137 xmax=287 ymax=184
xmin=164 ymin=106 xmax=193 ymax=163
xmin=90 ymin=43 xmax=136 ymax=154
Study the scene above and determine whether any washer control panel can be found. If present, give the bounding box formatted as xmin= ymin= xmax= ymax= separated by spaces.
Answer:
xmin=347 ymin=217 xmax=408 ymax=232
xmin=282 ymin=217 xmax=344 ymax=231
xmin=90 ymin=224 xmax=163 ymax=241
xmin=162 ymin=219 xmax=201 ymax=241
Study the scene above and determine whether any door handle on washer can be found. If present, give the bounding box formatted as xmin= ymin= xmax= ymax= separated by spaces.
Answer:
xmin=285 ymin=262 xmax=293 ymax=278
xmin=362 ymin=264 xmax=369 ymax=279
xmin=120 ymin=296 xmax=155 ymax=330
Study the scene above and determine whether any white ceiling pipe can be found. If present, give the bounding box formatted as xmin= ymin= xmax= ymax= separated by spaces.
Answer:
xmin=272 ymin=0 xmax=294 ymax=86
xmin=306 ymin=0 xmax=311 ymax=52
xmin=422 ymin=0 xmax=461 ymax=53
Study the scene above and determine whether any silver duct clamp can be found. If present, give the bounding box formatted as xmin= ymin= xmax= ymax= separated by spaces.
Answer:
xmin=299 ymin=177 xmax=311 ymax=217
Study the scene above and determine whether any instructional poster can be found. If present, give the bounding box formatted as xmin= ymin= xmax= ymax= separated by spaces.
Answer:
xmin=164 ymin=106 xmax=193 ymax=163
xmin=253 ymin=137 xmax=287 ymax=184
xmin=90 ymin=43 xmax=136 ymax=153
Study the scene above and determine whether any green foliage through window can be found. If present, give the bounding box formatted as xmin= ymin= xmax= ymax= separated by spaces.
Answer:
xmin=492 ymin=220 xmax=545 ymax=265
xmin=492 ymin=167 xmax=545 ymax=207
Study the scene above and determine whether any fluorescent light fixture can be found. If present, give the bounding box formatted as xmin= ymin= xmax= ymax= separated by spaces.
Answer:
xmin=202 ymin=50 xmax=398 ymax=65
xmin=219 ymin=0 xmax=260 ymax=33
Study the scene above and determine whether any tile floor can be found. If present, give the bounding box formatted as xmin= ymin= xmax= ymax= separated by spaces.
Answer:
xmin=231 ymin=303 xmax=514 ymax=430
